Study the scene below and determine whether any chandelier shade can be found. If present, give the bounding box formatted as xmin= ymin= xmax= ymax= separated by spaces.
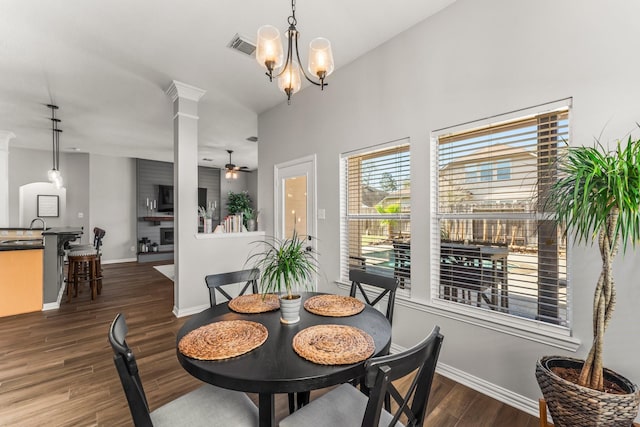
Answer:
xmin=256 ymin=0 xmax=334 ymax=104
xmin=307 ymin=37 xmax=334 ymax=79
xmin=256 ymin=25 xmax=284 ymax=74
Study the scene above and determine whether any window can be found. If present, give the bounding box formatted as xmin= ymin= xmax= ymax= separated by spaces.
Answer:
xmin=433 ymin=106 xmax=569 ymax=327
xmin=340 ymin=140 xmax=411 ymax=289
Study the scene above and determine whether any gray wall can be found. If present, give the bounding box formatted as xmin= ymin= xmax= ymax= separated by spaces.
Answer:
xmin=8 ymin=148 xmax=136 ymax=261
xmin=136 ymin=159 xmax=223 ymax=252
xmin=257 ymin=0 xmax=640 ymax=416
xmin=9 ymin=148 xmax=90 ymax=235
xmin=90 ymin=154 xmax=136 ymax=262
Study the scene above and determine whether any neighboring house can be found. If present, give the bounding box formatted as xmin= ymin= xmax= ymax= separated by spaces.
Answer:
xmin=439 ymin=144 xmax=538 ymax=245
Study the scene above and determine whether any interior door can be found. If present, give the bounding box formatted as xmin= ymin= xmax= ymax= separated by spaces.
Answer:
xmin=274 ymin=155 xmax=317 ymax=287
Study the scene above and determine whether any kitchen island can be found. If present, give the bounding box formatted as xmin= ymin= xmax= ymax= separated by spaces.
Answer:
xmin=0 ymin=229 xmax=45 ymax=317
xmin=0 ymin=227 xmax=83 ymax=317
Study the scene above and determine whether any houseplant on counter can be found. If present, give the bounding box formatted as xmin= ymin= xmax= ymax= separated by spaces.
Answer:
xmin=248 ymin=230 xmax=317 ymax=324
xmin=536 ymin=134 xmax=640 ymax=426
xmin=226 ymin=191 xmax=253 ymax=228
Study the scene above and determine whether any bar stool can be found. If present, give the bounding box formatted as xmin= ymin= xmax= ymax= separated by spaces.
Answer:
xmin=66 ymin=227 xmax=106 ymax=302
xmin=67 ymin=249 xmax=102 ymax=302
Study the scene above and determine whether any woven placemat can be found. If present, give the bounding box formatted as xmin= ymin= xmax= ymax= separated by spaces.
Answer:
xmin=178 ymin=320 xmax=268 ymax=361
xmin=292 ymin=324 xmax=375 ymax=365
xmin=228 ymin=294 xmax=280 ymax=314
xmin=304 ymin=295 xmax=365 ymax=317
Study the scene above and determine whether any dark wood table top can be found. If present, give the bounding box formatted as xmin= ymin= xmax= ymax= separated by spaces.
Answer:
xmin=176 ymin=292 xmax=392 ymax=427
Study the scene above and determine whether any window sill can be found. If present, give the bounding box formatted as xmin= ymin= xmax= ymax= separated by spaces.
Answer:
xmin=335 ymin=279 xmax=580 ymax=352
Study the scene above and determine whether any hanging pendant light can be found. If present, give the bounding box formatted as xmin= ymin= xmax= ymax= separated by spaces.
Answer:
xmin=47 ymin=104 xmax=64 ymax=189
xmin=256 ymin=0 xmax=334 ymax=104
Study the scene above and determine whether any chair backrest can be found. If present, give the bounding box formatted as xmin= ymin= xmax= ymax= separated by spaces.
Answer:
xmin=363 ymin=326 xmax=444 ymax=427
xmin=204 ymin=268 xmax=260 ymax=307
xmin=349 ymin=269 xmax=399 ymax=324
xmin=108 ymin=313 xmax=153 ymax=427
xmin=93 ymin=227 xmax=106 ymax=251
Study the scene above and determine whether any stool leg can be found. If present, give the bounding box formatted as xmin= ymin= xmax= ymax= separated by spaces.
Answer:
xmin=67 ymin=260 xmax=73 ymax=303
xmin=73 ymin=261 xmax=80 ymax=298
xmin=96 ymin=256 xmax=102 ymax=294
xmin=90 ymin=260 xmax=97 ymax=300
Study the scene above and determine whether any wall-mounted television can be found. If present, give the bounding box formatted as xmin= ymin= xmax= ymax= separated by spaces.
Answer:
xmin=157 ymin=185 xmax=207 ymax=213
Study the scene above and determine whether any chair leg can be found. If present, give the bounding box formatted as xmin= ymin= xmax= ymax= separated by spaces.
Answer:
xmin=288 ymin=393 xmax=295 ymax=414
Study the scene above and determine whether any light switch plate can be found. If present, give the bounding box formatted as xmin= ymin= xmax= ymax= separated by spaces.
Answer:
xmin=318 ymin=208 xmax=326 ymax=220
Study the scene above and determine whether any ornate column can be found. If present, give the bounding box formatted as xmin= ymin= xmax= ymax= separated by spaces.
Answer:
xmin=0 ymin=131 xmax=16 ymax=227
xmin=166 ymin=81 xmax=206 ymax=313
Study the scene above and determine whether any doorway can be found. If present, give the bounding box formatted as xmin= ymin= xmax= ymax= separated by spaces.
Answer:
xmin=274 ymin=154 xmax=317 ymax=260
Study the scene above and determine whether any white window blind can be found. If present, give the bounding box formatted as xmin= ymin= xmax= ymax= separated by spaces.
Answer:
xmin=340 ymin=141 xmax=411 ymax=289
xmin=434 ymin=108 xmax=569 ymax=326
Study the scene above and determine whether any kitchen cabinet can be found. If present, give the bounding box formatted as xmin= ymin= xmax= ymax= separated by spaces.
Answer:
xmin=0 ymin=249 xmax=43 ymax=317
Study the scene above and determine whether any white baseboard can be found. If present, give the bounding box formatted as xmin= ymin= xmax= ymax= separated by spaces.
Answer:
xmin=42 ymin=281 xmax=67 ymax=311
xmin=436 ymin=362 xmax=540 ymax=419
xmin=173 ymin=303 xmax=209 ymax=318
xmin=389 ymin=343 xmax=541 ymax=419
xmin=102 ymin=257 xmax=137 ymax=264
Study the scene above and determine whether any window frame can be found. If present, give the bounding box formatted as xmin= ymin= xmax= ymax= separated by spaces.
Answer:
xmin=428 ymin=99 xmax=576 ymax=347
xmin=339 ymin=138 xmax=411 ymax=295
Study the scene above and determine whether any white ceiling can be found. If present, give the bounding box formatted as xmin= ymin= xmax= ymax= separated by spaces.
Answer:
xmin=0 ymin=0 xmax=454 ymax=170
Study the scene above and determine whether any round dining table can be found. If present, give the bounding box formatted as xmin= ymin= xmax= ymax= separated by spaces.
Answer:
xmin=176 ymin=292 xmax=392 ymax=427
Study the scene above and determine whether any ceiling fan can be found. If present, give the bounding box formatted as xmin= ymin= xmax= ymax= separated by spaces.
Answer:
xmin=224 ymin=150 xmax=250 ymax=179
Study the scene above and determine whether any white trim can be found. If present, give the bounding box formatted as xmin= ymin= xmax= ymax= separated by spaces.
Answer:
xmin=42 ymin=282 xmax=66 ymax=311
xmin=335 ymin=279 xmax=580 ymax=351
xmin=102 ymin=257 xmax=137 ymax=265
xmin=432 ymin=97 xmax=572 ymax=137
xmin=437 ymin=362 xmax=542 ymax=420
xmin=194 ymin=231 xmax=265 ymax=240
xmin=173 ymin=303 xmax=210 ymax=318
xmin=390 ymin=341 xmax=544 ymax=421
xmin=399 ymin=295 xmax=580 ymax=351
xmin=171 ymin=111 xmax=200 ymax=121
xmin=273 ymin=154 xmax=317 ymax=241
xmin=340 ymin=136 xmax=410 ymax=158
xmin=165 ymin=80 xmax=206 ymax=102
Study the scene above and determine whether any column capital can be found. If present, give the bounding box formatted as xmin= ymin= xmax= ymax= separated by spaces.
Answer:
xmin=0 ymin=131 xmax=16 ymax=151
xmin=166 ymin=81 xmax=206 ymax=102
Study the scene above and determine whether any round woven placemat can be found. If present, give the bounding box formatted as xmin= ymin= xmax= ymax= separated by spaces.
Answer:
xmin=228 ymin=294 xmax=280 ymax=314
xmin=303 ymin=295 xmax=365 ymax=317
xmin=292 ymin=324 xmax=375 ymax=365
xmin=178 ymin=320 xmax=268 ymax=361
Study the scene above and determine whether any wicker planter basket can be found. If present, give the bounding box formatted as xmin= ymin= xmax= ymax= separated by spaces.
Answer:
xmin=536 ymin=356 xmax=640 ymax=427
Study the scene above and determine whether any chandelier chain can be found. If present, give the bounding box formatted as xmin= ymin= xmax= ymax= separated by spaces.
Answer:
xmin=288 ymin=0 xmax=297 ymax=26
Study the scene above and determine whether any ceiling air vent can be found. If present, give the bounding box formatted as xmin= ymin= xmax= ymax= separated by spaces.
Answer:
xmin=227 ymin=34 xmax=256 ymax=57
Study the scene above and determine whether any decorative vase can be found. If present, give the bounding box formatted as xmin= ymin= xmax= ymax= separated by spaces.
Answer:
xmin=204 ymin=218 xmax=213 ymax=233
xmin=536 ymin=356 xmax=640 ymax=426
xmin=247 ymin=219 xmax=256 ymax=232
xmin=279 ymin=294 xmax=301 ymax=324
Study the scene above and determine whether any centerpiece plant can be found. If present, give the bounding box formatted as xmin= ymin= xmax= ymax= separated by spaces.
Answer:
xmin=248 ymin=230 xmax=317 ymax=324
xmin=536 ymin=134 xmax=640 ymax=425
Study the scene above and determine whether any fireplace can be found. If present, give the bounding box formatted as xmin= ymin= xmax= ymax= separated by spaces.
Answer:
xmin=160 ymin=227 xmax=174 ymax=245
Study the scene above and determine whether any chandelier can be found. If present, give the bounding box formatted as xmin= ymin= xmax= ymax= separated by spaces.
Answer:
xmin=47 ymin=104 xmax=64 ymax=189
xmin=256 ymin=0 xmax=334 ymax=104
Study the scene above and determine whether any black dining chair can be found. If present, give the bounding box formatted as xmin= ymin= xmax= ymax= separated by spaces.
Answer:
xmin=289 ymin=270 xmax=400 ymax=415
xmin=108 ymin=313 xmax=258 ymax=427
xmin=204 ymin=268 xmax=260 ymax=307
xmin=349 ymin=269 xmax=399 ymax=325
xmin=280 ymin=326 xmax=444 ymax=427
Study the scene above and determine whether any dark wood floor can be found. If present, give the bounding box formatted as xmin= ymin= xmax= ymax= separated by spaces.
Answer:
xmin=0 ymin=261 xmax=539 ymax=426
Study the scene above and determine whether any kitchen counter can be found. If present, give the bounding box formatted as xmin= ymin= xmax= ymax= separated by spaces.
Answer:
xmin=0 ymin=228 xmax=44 ymax=251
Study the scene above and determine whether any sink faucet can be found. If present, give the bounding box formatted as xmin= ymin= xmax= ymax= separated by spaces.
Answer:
xmin=30 ymin=217 xmax=47 ymax=230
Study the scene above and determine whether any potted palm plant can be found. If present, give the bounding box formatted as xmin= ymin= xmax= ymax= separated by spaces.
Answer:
xmin=248 ymin=230 xmax=317 ymax=324
xmin=536 ymin=134 xmax=640 ymax=426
